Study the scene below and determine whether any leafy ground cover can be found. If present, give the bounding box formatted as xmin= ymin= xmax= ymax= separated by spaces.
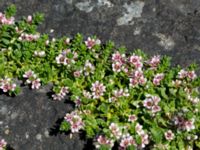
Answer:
xmin=0 ymin=5 xmax=200 ymax=150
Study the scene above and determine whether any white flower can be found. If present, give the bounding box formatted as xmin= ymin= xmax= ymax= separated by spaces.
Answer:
xmin=31 ymin=78 xmax=41 ymax=89
xmin=164 ymin=130 xmax=174 ymax=141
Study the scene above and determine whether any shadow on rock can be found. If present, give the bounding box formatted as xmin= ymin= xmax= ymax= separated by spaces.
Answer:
xmin=79 ymin=132 xmax=95 ymax=150
xmin=49 ymin=118 xmax=65 ymax=136
xmin=6 ymin=145 xmax=15 ymax=150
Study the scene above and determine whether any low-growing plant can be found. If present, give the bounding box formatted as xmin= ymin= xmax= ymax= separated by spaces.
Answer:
xmin=0 ymin=5 xmax=200 ymax=150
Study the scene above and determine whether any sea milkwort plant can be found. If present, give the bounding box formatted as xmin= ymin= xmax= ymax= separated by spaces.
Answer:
xmin=0 ymin=5 xmax=200 ymax=150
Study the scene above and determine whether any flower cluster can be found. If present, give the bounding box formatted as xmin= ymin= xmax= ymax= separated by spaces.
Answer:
xmin=0 ymin=12 xmax=15 ymax=25
xmin=129 ymin=70 xmax=146 ymax=87
xmin=83 ymin=60 xmax=95 ymax=76
xmin=55 ymin=49 xmax=78 ymax=67
xmin=23 ymin=70 xmax=41 ymax=89
xmin=119 ymin=134 xmax=136 ymax=149
xmin=129 ymin=54 xmax=143 ymax=69
xmin=34 ymin=51 xmax=45 ymax=57
xmin=64 ymin=111 xmax=84 ymax=133
xmin=109 ymin=123 xmax=122 ymax=139
xmin=0 ymin=77 xmax=16 ymax=93
xmin=111 ymin=51 xmax=126 ymax=72
xmin=153 ymin=73 xmax=164 ymax=86
xmin=178 ymin=69 xmax=197 ymax=80
xmin=0 ymin=139 xmax=7 ymax=150
xmin=91 ymin=81 xmax=106 ymax=99
xmin=18 ymin=33 xmax=40 ymax=41
xmin=85 ymin=37 xmax=101 ymax=49
xmin=173 ymin=115 xmax=195 ymax=131
xmin=95 ymin=135 xmax=114 ymax=149
xmin=135 ymin=123 xmax=149 ymax=148
xmin=52 ymin=86 xmax=69 ymax=101
xmin=143 ymin=95 xmax=161 ymax=113
xmin=147 ymin=55 xmax=160 ymax=69
xmin=109 ymin=88 xmax=129 ymax=102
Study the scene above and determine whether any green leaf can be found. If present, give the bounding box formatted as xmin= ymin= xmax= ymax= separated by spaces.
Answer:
xmin=159 ymin=87 xmax=168 ymax=99
xmin=99 ymin=145 xmax=110 ymax=150
xmin=98 ymin=103 xmax=109 ymax=113
xmin=60 ymin=121 xmax=70 ymax=132
xmin=127 ymin=145 xmax=136 ymax=150
xmin=177 ymin=138 xmax=185 ymax=150
xmin=2 ymin=38 xmax=10 ymax=45
xmin=150 ymin=127 xmax=163 ymax=143
xmin=5 ymin=4 xmax=16 ymax=17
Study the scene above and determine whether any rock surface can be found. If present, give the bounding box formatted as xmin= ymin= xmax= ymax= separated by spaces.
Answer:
xmin=0 ymin=0 xmax=200 ymax=149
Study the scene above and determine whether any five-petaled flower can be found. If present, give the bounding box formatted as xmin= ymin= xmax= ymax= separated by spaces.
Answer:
xmin=164 ymin=130 xmax=174 ymax=141
xmin=91 ymin=81 xmax=106 ymax=99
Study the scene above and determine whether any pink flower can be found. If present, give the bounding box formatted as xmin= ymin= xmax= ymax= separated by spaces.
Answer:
xmin=143 ymin=98 xmax=154 ymax=109
xmin=75 ymin=97 xmax=81 ymax=107
xmin=112 ymin=62 xmax=122 ymax=72
xmin=129 ymin=78 xmax=138 ymax=87
xmin=64 ymin=112 xmax=84 ymax=133
xmin=27 ymin=15 xmax=32 ymax=23
xmin=0 ymin=12 xmax=15 ymax=25
xmin=129 ymin=54 xmax=143 ymax=69
xmin=143 ymin=95 xmax=161 ymax=113
xmin=129 ymin=70 xmax=146 ymax=87
xmin=151 ymin=105 xmax=161 ymax=113
xmin=120 ymin=134 xmax=136 ymax=148
xmin=96 ymin=135 xmax=114 ymax=149
xmin=138 ymin=76 xmax=147 ymax=85
xmin=164 ymin=130 xmax=174 ymax=141
xmin=140 ymin=133 xmax=149 ymax=148
xmin=83 ymin=90 xmax=92 ymax=99
xmin=91 ymin=81 xmax=106 ymax=99
xmin=187 ymin=71 xmax=197 ymax=80
xmin=178 ymin=69 xmax=187 ymax=79
xmin=112 ymin=52 xmax=125 ymax=63
xmin=184 ymin=119 xmax=195 ymax=131
xmin=52 ymin=93 xmax=64 ymax=101
xmin=73 ymin=70 xmax=82 ymax=78
xmin=60 ymin=87 xmax=69 ymax=95
xmin=31 ymin=78 xmax=41 ymax=89
xmin=128 ymin=115 xmax=137 ymax=122
xmin=148 ymin=55 xmax=160 ymax=69
xmin=113 ymin=89 xmax=129 ymax=98
xmin=109 ymin=123 xmax=122 ymax=139
xmin=151 ymin=96 xmax=161 ymax=105
xmin=85 ymin=37 xmax=96 ymax=49
xmin=153 ymin=73 xmax=164 ymax=86
xmin=0 ymin=139 xmax=7 ymax=149
xmin=0 ymin=78 xmax=17 ymax=93
xmin=135 ymin=123 xmax=144 ymax=135
xmin=19 ymin=33 xmax=40 ymax=41
xmin=23 ymin=70 xmax=35 ymax=78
